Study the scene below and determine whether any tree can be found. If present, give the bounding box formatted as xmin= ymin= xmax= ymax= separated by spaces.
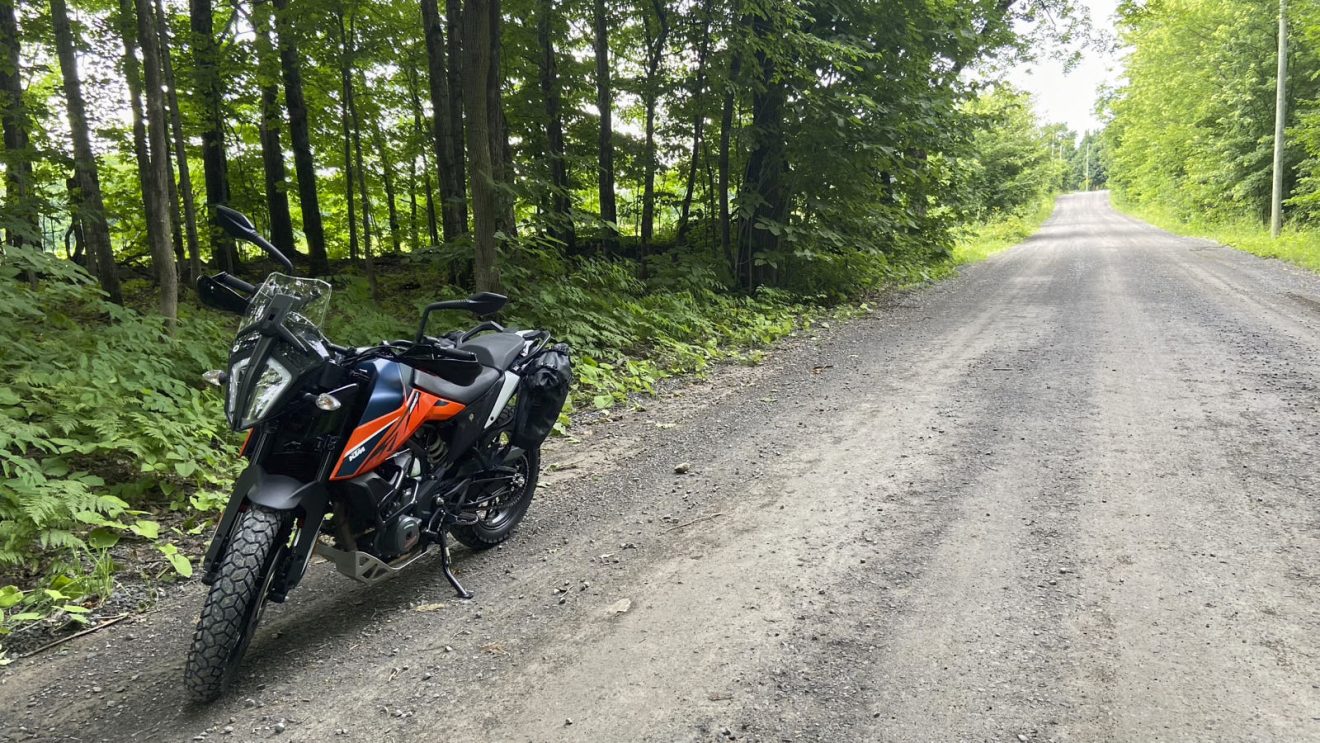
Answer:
xmin=638 ymin=0 xmax=669 ymax=263
xmin=675 ymin=0 xmax=715 ymax=245
xmin=50 ymin=0 xmax=120 ymax=303
xmin=134 ymin=0 xmax=178 ymax=328
xmin=0 ymin=0 xmax=35 ymax=249
xmin=421 ymin=0 xmax=465 ymax=242
xmin=445 ymin=0 xmax=466 ymax=229
xmin=462 ymin=0 xmax=499 ymax=291
xmin=154 ymin=0 xmax=201 ymax=280
xmin=254 ymin=0 xmax=297 ymax=260
xmin=592 ymin=0 xmax=617 ymax=252
xmin=536 ymin=0 xmax=573 ymax=250
xmin=190 ymin=0 xmax=239 ymax=271
xmin=1104 ymin=0 xmax=1319 ymax=224
xmin=273 ymin=0 xmax=329 ymax=274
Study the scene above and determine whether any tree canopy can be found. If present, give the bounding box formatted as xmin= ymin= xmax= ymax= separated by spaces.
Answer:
xmin=1104 ymin=0 xmax=1320 ymax=224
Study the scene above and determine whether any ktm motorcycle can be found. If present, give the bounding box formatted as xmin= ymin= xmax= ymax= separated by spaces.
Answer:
xmin=184 ymin=207 xmax=571 ymax=703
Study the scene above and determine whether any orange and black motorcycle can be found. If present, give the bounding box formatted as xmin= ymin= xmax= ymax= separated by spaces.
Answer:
xmin=184 ymin=207 xmax=571 ymax=702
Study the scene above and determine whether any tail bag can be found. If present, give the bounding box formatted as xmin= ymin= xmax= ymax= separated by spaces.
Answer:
xmin=513 ymin=343 xmax=572 ymax=449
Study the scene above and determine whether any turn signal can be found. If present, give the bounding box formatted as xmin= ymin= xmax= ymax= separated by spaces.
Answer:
xmin=202 ymin=369 xmax=227 ymax=386
xmin=315 ymin=393 xmax=342 ymax=411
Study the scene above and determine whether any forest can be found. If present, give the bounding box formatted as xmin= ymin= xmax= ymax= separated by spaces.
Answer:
xmin=1103 ymin=0 xmax=1319 ymax=236
xmin=0 ymin=0 xmax=1080 ymax=644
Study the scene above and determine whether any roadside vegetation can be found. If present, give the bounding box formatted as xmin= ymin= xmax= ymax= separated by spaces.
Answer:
xmin=0 ymin=0 xmax=1089 ymax=661
xmin=1103 ymin=0 xmax=1320 ymax=269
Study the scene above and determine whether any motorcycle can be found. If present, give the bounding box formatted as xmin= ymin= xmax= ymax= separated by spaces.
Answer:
xmin=184 ymin=207 xmax=572 ymax=702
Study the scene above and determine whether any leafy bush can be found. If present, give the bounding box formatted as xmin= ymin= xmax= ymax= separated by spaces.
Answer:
xmin=0 ymin=247 xmax=237 ymax=578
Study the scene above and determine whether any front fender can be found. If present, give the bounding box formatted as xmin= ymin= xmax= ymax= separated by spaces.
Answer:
xmin=201 ymin=464 xmax=328 ymax=585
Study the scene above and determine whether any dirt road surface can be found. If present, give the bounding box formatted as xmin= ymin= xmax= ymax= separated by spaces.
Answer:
xmin=4 ymin=192 xmax=1319 ymax=742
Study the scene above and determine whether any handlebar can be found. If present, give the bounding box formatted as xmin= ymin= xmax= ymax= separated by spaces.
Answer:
xmin=458 ymin=320 xmax=505 ymax=344
xmin=214 ymin=272 xmax=256 ymax=296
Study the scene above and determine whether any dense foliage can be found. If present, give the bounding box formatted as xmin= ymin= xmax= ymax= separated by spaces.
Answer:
xmin=0 ymin=0 xmax=1078 ymax=653
xmin=1104 ymin=0 xmax=1320 ymax=224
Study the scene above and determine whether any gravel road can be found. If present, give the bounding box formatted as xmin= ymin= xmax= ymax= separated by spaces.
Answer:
xmin=3 ymin=192 xmax=1319 ymax=742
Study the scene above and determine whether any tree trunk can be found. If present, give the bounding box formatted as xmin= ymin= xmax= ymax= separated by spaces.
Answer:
xmin=488 ymin=0 xmax=514 ymax=237
xmin=367 ymin=90 xmax=402 ymax=255
xmin=254 ymin=0 xmax=296 ymax=259
xmin=0 ymin=0 xmax=34 ymax=249
xmin=737 ymin=23 xmax=788 ymax=291
xmin=407 ymin=65 xmax=441 ymax=248
xmin=154 ymin=0 xmax=201 ymax=282
xmin=114 ymin=0 xmax=156 ymax=248
xmin=718 ymin=44 xmax=741 ymax=270
xmin=676 ymin=0 xmax=714 ymax=245
xmin=135 ymin=0 xmax=178 ymax=328
xmin=592 ymin=0 xmax=617 ymax=253
xmin=536 ymin=0 xmax=573 ymax=251
xmin=408 ymin=142 xmax=419 ymax=249
xmin=336 ymin=13 xmax=359 ymax=264
xmin=462 ymin=0 xmax=499 ymax=292
xmin=273 ymin=0 xmax=329 ymax=274
xmin=50 ymin=0 xmax=121 ymax=303
xmin=639 ymin=0 xmax=669 ymax=261
xmin=421 ymin=0 xmax=465 ymax=242
xmin=190 ymin=0 xmax=238 ymax=273
xmin=445 ymin=0 xmax=467 ymax=229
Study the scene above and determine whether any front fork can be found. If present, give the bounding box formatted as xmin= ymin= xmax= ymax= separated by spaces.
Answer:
xmin=201 ymin=462 xmax=330 ymax=603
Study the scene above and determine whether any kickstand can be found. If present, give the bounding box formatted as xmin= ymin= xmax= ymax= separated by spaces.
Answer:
xmin=438 ymin=530 xmax=473 ymax=600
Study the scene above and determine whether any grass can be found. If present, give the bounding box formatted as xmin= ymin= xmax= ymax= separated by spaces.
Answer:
xmin=1116 ymin=198 xmax=1320 ymax=273
xmin=950 ymin=194 xmax=1059 ymax=266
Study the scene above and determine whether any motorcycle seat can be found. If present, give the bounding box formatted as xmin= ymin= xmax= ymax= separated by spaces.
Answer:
xmin=458 ymin=332 xmax=526 ymax=371
xmin=413 ymin=365 xmax=501 ymax=404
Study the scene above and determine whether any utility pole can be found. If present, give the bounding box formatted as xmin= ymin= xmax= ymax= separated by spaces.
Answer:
xmin=1271 ymin=0 xmax=1289 ymax=237
xmin=1084 ymin=135 xmax=1091 ymax=192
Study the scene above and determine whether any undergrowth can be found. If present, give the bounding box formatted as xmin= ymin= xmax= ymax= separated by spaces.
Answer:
xmin=0 ymin=203 xmax=1050 ymax=661
xmin=950 ymin=194 xmax=1058 ymax=266
xmin=1115 ymin=197 xmax=1320 ymax=274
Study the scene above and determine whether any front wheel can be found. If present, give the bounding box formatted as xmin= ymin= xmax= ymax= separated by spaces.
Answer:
xmin=451 ymin=448 xmax=539 ymax=550
xmin=184 ymin=505 xmax=288 ymax=703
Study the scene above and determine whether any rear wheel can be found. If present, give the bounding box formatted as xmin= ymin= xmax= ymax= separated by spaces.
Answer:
xmin=184 ymin=505 xmax=288 ymax=703
xmin=451 ymin=447 xmax=539 ymax=550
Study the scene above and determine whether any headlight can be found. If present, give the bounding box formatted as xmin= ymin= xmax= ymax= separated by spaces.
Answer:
xmin=226 ymin=357 xmax=293 ymax=429
xmin=242 ymin=359 xmax=293 ymax=427
xmin=226 ymin=357 xmax=249 ymax=423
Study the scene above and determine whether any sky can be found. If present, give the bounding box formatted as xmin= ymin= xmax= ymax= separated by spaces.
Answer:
xmin=1006 ymin=0 xmax=1123 ymax=135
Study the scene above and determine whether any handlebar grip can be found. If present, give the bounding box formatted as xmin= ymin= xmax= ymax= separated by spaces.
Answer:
xmin=215 ymin=272 xmax=256 ymax=295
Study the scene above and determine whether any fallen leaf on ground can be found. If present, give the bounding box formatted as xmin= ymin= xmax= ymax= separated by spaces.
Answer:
xmin=413 ymin=603 xmax=446 ymax=613
xmin=606 ymin=598 xmax=632 ymax=615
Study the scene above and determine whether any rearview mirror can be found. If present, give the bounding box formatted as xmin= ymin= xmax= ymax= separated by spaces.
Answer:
xmin=464 ymin=292 xmax=508 ymax=317
xmin=197 ymin=275 xmax=251 ymax=315
xmin=210 ymin=204 xmax=295 ymax=273
xmin=213 ymin=205 xmax=258 ymax=242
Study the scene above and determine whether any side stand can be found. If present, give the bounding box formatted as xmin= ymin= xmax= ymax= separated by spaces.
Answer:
xmin=438 ymin=529 xmax=473 ymax=599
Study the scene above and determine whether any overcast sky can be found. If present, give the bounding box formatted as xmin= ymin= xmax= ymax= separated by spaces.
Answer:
xmin=1005 ymin=0 xmax=1123 ymax=135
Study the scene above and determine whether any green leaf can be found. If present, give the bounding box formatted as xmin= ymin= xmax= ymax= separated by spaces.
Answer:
xmin=166 ymin=552 xmax=193 ymax=578
xmin=592 ymin=394 xmax=613 ymax=410
xmin=60 ymin=605 xmax=90 ymax=614
xmin=129 ymin=520 xmax=160 ymax=539
xmin=10 ymin=612 xmax=41 ymax=622
xmin=87 ymin=527 xmax=121 ymax=550
xmin=0 ymin=586 xmax=22 ymax=609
